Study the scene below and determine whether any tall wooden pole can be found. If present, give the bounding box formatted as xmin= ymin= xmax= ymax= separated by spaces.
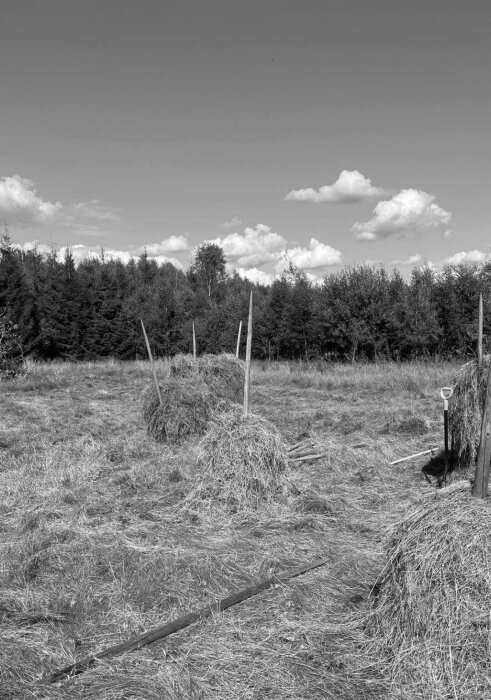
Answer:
xmin=192 ymin=321 xmax=197 ymax=359
xmin=478 ymin=293 xmax=483 ymax=371
xmin=472 ymin=356 xmax=491 ymax=498
xmin=236 ymin=320 xmax=242 ymax=359
xmin=243 ymin=292 xmax=253 ymax=417
xmin=140 ymin=320 xmax=163 ymax=406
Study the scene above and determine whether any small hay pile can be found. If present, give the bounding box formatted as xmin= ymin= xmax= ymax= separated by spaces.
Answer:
xmin=367 ymin=481 xmax=491 ymax=699
xmin=449 ymin=354 xmax=489 ymax=471
xmin=170 ymin=352 xmax=244 ymax=402
xmin=142 ymin=376 xmax=215 ymax=444
xmin=191 ymin=406 xmax=289 ymax=512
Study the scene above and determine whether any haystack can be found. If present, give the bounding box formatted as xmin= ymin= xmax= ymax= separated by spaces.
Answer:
xmin=449 ymin=354 xmax=489 ymax=471
xmin=170 ymin=353 xmax=244 ymax=403
xmin=142 ymin=376 xmax=216 ymax=444
xmin=192 ymin=406 xmax=289 ymax=511
xmin=367 ymin=482 xmax=491 ymax=699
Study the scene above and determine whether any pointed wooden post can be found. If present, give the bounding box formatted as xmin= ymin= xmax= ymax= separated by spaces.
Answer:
xmin=236 ymin=320 xmax=242 ymax=359
xmin=478 ymin=293 xmax=483 ymax=371
xmin=243 ymin=292 xmax=253 ymax=417
xmin=192 ymin=321 xmax=197 ymax=359
xmin=472 ymin=356 xmax=491 ymax=498
xmin=140 ymin=320 xmax=163 ymax=406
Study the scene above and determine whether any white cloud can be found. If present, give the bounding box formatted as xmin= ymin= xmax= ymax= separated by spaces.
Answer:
xmin=210 ymin=224 xmax=287 ymax=268
xmin=276 ymin=238 xmax=342 ymax=272
xmin=444 ymin=250 xmax=490 ymax=265
xmin=0 ymin=175 xmax=61 ymax=226
xmin=70 ymin=200 xmax=120 ymax=222
xmin=352 ymin=189 xmax=452 ymax=240
xmin=143 ymin=235 xmax=189 ymax=255
xmin=236 ymin=267 xmax=274 ymax=286
xmin=285 ymin=170 xmax=387 ymax=204
xmin=221 ymin=216 xmax=243 ymax=230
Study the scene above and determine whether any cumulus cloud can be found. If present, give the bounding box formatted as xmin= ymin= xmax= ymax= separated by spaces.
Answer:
xmin=445 ymin=250 xmax=490 ymax=266
xmin=285 ymin=170 xmax=387 ymax=204
xmin=276 ymin=238 xmax=342 ymax=272
xmin=210 ymin=224 xmax=287 ymax=268
xmin=0 ymin=175 xmax=61 ymax=226
xmin=352 ymin=189 xmax=452 ymax=241
xmin=236 ymin=267 xmax=274 ymax=286
xmin=143 ymin=235 xmax=189 ymax=255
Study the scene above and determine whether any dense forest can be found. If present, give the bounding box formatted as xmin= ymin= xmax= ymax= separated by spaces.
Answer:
xmin=1 ymin=233 xmax=490 ymax=363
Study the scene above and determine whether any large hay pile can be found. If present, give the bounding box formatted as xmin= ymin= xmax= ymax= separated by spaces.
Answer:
xmin=170 ymin=353 xmax=244 ymax=402
xmin=449 ymin=354 xmax=489 ymax=471
xmin=142 ymin=377 xmax=216 ymax=444
xmin=367 ymin=482 xmax=491 ymax=699
xmin=190 ymin=406 xmax=289 ymax=512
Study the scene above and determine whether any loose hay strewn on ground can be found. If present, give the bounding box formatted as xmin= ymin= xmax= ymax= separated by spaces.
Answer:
xmin=141 ymin=377 xmax=216 ymax=444
xmin=170 ymin=353 xmax=244 ymax=402
xmin=449 ymin=354 xmax=489 ymax=472
xmin=367 ymin=481 xmax=491 ymax=700
xmin=187 ymin=407 xmax=290 ymax=512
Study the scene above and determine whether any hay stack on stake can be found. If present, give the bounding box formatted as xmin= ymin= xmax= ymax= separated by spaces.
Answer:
xmin=169 ymin=352 xmax=244 ymax=403
xmin=142 ymin=377 xmax=215 ymax=444
xmin=448 ymin=354 xmax=490 ymax=472
xmin=194 ymin=406 xmax=289 ymax=511
xmin=368 ymin=482 xmax=491 ymax=699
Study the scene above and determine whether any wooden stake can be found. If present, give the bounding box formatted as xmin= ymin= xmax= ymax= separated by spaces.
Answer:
xmin=192 ymin=321 xmax=197 ymax=359
xmin=140 ymin=319 xmax=163 ymax=406
xmin=236 ymin=320 xmax=242 ymax=358
xmin=472 ymin=355 xmax=491 ymax=498
xmin=478 ymin=292 xmax=483 ymax=371
xmin=389 ymin=448 xmax=438 ymax=466
xmin=243 ymin=292 xmax=253 ymax=417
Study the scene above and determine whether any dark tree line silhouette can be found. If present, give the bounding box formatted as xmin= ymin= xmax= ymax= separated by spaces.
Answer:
xmin=1 ymin=233 xmax=490 ymax=363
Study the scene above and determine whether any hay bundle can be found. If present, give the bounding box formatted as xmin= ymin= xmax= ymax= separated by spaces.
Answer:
xmin=142 ymin=377 xmax=215 ymax=444
xmin=367 ymin=482 xmax=491 ymax=699
xmin=170 ymin=352 xmax=244 ymax=402
xmin=193 ymin=407 xmax=289 ymax=511
xmin=449 ymin=354 xmax=489 ymax=471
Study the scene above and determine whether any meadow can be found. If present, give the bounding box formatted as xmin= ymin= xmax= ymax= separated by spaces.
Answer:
xmin=0 ymin=359 xmax=457 ymax=699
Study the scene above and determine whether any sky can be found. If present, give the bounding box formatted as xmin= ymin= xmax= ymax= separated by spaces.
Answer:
xmin=1 ymin=0 xmax=490 ymax=284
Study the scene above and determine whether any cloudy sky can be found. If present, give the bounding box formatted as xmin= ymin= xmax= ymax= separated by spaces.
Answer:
xmin=1 ymin=0 xmax=490 ymax=283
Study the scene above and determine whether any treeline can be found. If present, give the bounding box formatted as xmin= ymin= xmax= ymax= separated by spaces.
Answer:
xmin=1 ymin=235 xmax=490 ymax=362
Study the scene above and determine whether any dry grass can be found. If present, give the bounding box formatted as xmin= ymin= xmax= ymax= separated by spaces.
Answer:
xmin=0 ymin=359 xmax=459 ymax=699
xmin=170 ymin=353 xmax=244 ymax=403
xmin=448 ymin=355 xmax=489 ymax=472
xmin=367 ymin=481 xmax=491 ymax=699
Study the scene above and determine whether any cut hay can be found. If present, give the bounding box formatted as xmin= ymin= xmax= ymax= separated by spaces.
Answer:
xmin=191 ymin=406 xmax=289 ymax=512
xmin=169 ymin=352 xmax=244 ymax=402
xmin=367 ymin=481 xmax=491 ymax=699
xmin=448 ymin=354 xmax=489 ymax=472
xmin=141 ymin=376 xmax=216 ymax=444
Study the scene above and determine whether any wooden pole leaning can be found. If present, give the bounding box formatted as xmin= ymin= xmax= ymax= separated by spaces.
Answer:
xmin=140 ymin=319 xmax=163 ymax=406
xmin=472 ymin=354 xmax=491 ymax=498
xmin=236 ymin=320 xmax=242 ymax=359
xmin=478 ymin=292 xmax=483 ymax=371
xmin=243 ymin=292 xmax=253 ymax=417
xmin=192 ymin=321 xmax=197 ymax=359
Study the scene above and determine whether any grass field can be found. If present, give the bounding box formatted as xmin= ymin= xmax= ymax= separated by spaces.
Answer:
xmin=0 ymin=359 xmax=458 ymax=699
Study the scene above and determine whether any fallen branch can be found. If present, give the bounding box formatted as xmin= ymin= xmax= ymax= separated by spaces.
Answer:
xmin=41 ymin=556 xmax=331 ymax=685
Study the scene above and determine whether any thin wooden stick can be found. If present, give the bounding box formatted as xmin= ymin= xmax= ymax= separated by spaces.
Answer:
xmin=236 ymin=320 xmax=242 ymax=358
xmin=472 ymin=355 xmax=491 ymax=498
xmin=140 ymin=320 xmax=163 ymax=406
xmin=389 ymin=448 xmax=438 ymax=466
xmin=192 ymin=321 xmax=197 ymax=359
xmin=290 ymin=454 xmax=324 ymax=463
xmin=243 ymin=291 xmax=253 ymax=417
xmin=41 ymin=556 xmax=331 ymax=685
xmin=478 ymin=292 xmax=483 ymax=371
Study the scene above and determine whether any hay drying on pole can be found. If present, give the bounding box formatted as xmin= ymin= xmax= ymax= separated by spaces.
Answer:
xmin=366 ymin=481 xmax=491 ymax=699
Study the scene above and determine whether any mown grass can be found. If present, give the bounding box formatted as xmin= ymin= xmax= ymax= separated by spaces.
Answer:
xmin=0 ymin=359 xmax=457 ymax=698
